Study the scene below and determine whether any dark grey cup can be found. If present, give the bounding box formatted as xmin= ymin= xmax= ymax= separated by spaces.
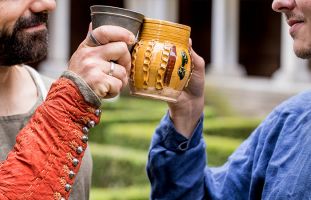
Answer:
xmin=90 ymin=5 xmax=144 ymax=50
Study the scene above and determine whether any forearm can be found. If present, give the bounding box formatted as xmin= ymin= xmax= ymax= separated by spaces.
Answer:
xmin=0 ymin=77 xmax=100 ymax=200
xmin=147 ymin=113 xmax=206 ymax=200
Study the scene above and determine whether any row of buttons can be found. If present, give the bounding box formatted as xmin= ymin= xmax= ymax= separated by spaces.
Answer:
xmin=60 ymin=108 xmax=101 ymax=200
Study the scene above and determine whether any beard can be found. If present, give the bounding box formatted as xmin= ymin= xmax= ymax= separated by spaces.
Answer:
xmin=0 ymin=12 xmax=49 ymax=66
xmin=295 ymin=51 xmax=311 ymax=59
xmin=294 ymin=47 xmax=311 ymax=59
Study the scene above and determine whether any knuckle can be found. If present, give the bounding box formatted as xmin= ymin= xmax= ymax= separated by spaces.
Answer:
xmin=120 ymin=42 xmax=128 ymax=51
xmin=83 ymin=71 xmax=100 ymax=86
xmin=97 ymin=26 xmax=107 ymax=33
xmin=199 ymin=57 xmax=205 ymax=66
xmin=119 ymin=44 xmax=131 ymax=61
xmin=115 ymin=42 xmax=129 ymax=54
xmin=123 ymin=76 xmax=129 ymax=86
xmin=89 ymin=70 xmax=101 ymax=81
xmin=98 ymin=89 xmax=108 ymax=98
xmin=79 ymin=48 xmax=96 ymax=60
xmin=194 ymin=55 xmax=205 ymax=67
xmin=115 ymin=79 xmax=123 ymax=90
xmin=120 ymin=67 xmax=127 ymax=77
xmin=80 ymin=59 xmax=96 ymax=70
xmin=98 ymin=27 xmax=110 ymax=44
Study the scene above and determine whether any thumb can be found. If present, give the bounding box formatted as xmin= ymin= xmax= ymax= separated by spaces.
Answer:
xmin=191 ymin=48 xmax=205 ymax=74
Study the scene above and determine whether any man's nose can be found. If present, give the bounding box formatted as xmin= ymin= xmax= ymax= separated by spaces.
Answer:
xmin=272 ymin=0 xmax=295 ymax=12
xmin=29 ymin=0 xmax=56 ymax=13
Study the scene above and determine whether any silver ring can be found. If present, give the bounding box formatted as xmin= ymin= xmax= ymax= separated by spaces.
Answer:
xmin=88 ymin=31 xmax=102 ymax=46
xmin=108 ymin=62 xmax=115 ymax=76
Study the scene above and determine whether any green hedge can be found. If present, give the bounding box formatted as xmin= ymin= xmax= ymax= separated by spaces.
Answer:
xmin=100 ymin=97 xmax=167 ymax=124
xmin=89 ymin=117 xmax=259 ymax=150
xmin=100 ymin=96 xmax=217 ymax=124
xmin=90 ymin=123 xmax=156 ymax=151
xmin=204 ymin=117 xmax=261 ymax=139
xmin=90 ymin=134 xmax=244 ymax=187
xmin=89 ymin=94 xmax=261 ymax=197
xmin=90 ymin=143 xmax=149 ymax=188
xmin=204 ymin=85 xmax=235 ymax=116
xmin=90 ymin=123 xmax=155 ymax=150
xmin=90 ymin=186 xmax=149 ymax=200
xmin=205 ymin=135 xmax=243 ymax=166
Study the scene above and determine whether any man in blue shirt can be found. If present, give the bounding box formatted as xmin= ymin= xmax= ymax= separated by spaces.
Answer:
xmin=147 ymin=0 xmax=311 ymax=199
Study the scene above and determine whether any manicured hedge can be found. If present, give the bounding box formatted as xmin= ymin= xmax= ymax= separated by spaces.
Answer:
xmin=88 ymin=94 xmax=261 ymax=199
xmin=205 ymin=135 xmax=243 ymax=166
xmin=90 ymin=143 xmax=149 ymax=188
xmin=90 ymin=134 xmax=244 ymax=187
xmin=89 ymin=117 xmax=259 ymax=150
xmin=99 ymin=96 xmax=217 ymax=124
xmin=100 ymin=97 xmax=167 ymax=124
xmin=90 ymin=123 xmax=154 ymax=150
xmin=90 ymin=186 xmax=150 ymax=200
xmin=204 ymin=117 xmax=261 ymax=139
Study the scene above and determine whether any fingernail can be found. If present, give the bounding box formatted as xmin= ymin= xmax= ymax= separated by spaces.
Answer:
xmin=129 ymin=34 xmax=136 ymax=45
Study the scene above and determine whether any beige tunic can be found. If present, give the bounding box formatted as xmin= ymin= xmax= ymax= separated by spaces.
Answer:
xmin=0 ymin=66 xmax=93 ymax=200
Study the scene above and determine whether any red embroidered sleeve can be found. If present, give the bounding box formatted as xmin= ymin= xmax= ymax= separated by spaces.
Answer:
xmin=0 ymin=78 xmax=101 ymax=200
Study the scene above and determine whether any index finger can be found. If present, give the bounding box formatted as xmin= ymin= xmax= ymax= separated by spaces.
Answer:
xmin=88 ymin=25 xmax=136 ymax=47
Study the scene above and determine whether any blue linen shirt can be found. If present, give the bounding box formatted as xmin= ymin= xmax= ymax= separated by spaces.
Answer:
xmin=147 ymin=91 xmax=311 ymax=200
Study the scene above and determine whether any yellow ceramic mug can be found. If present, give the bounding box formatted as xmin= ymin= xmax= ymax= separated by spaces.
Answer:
xmin=130 ymin=18 xmax=193 ymax=103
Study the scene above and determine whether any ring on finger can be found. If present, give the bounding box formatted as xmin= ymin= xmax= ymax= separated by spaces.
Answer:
xmin=108 ymin=61 xmax=115 ymax=76
xmin=88 ymin=31 xmax=102 ymax=46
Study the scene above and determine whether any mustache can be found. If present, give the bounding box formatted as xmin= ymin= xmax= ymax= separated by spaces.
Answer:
xmin=14 ymin=12 xmax=48 ymax=31
xmin=285 ymin=13 xmax=304 ymax=21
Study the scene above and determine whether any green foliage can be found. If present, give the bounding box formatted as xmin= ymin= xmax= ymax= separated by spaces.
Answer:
xmin=90 ymin=143 xmax=148 ymax=188
xmin=90 ymin=135 xmax=244 ymax=187
xmin=204 ymin=117 xmax=261 ymax=139
xmin=204 ymin=85 xmax=235 ymax=116
xmin=90 ymin=186 xmax=149 ymax=200
xmin=100 ymin=97 xmax=167 ymax=124
xmin=89 ymin=118 xmax=259 ymax=151
xmin=90 ymin=123 xmax=155 ymax=150
xmin=89 ymin=94 xmax=262 ymax=199
xmin=205 ymin=135 xmax=243 ymax=166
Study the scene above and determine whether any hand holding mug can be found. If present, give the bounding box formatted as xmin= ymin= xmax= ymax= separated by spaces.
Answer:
xmin=168 ymin=44 xmax=205 ymax=138
xmin=68 ymin=24 xmax=135 ymax=99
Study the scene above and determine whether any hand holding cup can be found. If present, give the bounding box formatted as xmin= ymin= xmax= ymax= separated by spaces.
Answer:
xmin=68 ymin=24 xmax=135 ymax=99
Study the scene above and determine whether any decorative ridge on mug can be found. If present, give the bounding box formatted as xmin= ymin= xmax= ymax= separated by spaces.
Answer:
xmin=143 ymin=17 xmax=191 ymax=31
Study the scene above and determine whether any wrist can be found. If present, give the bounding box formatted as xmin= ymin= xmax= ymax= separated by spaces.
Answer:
xmin=168 ymin=96 xmax=204 ymax=138
xmin=61 ymin=70 xmax=102 ymax=107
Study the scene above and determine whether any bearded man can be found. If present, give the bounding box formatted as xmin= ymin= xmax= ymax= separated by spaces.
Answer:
xmin=0 ymin=1 xmax=135 ymax=199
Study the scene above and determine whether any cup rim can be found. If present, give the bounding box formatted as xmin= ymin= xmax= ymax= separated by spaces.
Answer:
xmin=144 ymin=17 xmax=191 ymax=31
xmin=90 ymin=5 xmax=144 ymax=19
xmin=91 ymin=11 xmax=144 ymax=23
